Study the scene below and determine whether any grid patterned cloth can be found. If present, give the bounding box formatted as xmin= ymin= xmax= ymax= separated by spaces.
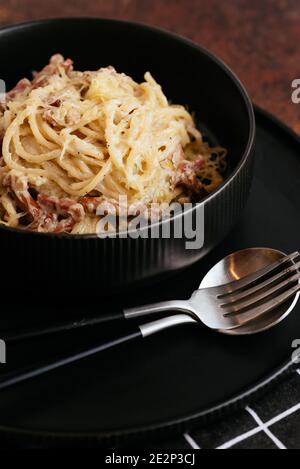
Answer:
xmin=143 ymin=368 xmax=300 ymax=450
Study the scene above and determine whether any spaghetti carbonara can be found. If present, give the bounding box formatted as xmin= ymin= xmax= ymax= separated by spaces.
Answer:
xmin=0 ymin=55 xmax=226 ymax=234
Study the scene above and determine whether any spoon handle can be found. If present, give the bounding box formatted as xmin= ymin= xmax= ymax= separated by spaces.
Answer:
xmin=124 ymin=300 xmax=191 ymax=319
xmin=0 ymin=314 xmax=196 ymax=391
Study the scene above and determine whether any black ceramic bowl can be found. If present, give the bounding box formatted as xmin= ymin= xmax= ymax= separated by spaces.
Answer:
xmin=0 ymin=18 xmax=255 ymax=295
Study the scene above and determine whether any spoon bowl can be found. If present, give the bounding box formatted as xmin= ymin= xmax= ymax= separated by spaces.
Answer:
xmin=200 ymin=247 xmax=300 ymax=335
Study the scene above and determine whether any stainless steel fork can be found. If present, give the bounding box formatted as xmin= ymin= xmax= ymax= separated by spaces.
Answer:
xmin=126 ymin=251 xmax=300 ymax=332
xmin=0 ymin=251 xmax=299 ymax=391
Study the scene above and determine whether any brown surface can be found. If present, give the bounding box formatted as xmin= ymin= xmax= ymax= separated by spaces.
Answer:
xmin=0 ymin=0 xmax=300 ymax=132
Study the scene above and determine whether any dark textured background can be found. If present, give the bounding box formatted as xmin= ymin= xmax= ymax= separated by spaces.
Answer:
xmin=0 ymin=0 xmax=299 ymax=132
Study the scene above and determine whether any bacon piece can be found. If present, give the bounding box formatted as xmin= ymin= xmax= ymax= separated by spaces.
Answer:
xmin=177 ymin=157 xmax=205 ymax=175
xmin=2 ymin=172 xmax=41 ymax=219
xmin=80 ymin=197 xmax=101 ymax=214
xmin=5 ymin=78 xmax=31 ymax=102
xmin=80 ymin=197 xmax=118 ymax=215
xmin=4 ymin=55 xmax=74 ymax=107
xmin=2 ymin=173 xmax=84 ymax=233
xmin=0 ymin=128 xmax=5 ymax=145
xmin=32 ymin=54 xmax=74 ymax=88
xmin=47 ymin=96 xmax=62 ymax=107
xmin=173 ymin=155 xmax=207 ymax=201
xmin=20 ymin=194 xmax=41 ymax=219
xmin=38 ymin=194 xmax=84 ymax=221
xmin=2 ymin=171 xmax=28 ymax=193
xmin=43 ymin=106 xmax=81 ymax=128
xmin=42 ymin=110 xmax=61 ymax=128
xmin=36 ymin=194 xmax=84 ymax=233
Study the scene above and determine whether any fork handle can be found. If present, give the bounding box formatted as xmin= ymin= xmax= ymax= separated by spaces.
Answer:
xmin=5 ymin=301 xmax=191 ymax=344
xmin=4 ymin=310 xmax=125 ymax=343
xmin=0 ymin=314 xmax=196 ymax=391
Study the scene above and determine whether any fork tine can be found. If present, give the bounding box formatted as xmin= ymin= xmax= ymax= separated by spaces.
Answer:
xmin=223 ymin=282 xmax=300 ymax=327
xmin=223 ymin=272 xmax=300 ymax=313
xmin=218 ymin=251 xmax=299 ymax=298
xmin=221 ymin=260 xmax=300 ymax=305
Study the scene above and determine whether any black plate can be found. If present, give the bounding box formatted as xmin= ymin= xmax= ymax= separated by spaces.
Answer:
xmin=0 ymin=108 xmax=299 ymax=447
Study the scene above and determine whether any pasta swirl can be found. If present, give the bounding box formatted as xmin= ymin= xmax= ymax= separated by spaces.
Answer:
xmin=0 ymin=55 xmax=226 ymax=233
